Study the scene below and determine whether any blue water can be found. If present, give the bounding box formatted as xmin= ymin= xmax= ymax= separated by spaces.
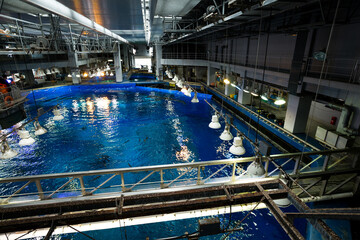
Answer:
xmin=0 ymin=84 xmax=305 ymax=239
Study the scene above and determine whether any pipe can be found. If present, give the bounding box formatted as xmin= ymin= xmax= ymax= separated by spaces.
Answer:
xmin=301 ymin=192 xmax=353 ymax=203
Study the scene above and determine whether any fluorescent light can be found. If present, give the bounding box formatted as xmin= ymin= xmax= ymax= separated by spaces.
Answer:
xmin=274 ymin=98 xmax=286 ymax=105
xmin=261 ymin=95 xmax=268 ymax=101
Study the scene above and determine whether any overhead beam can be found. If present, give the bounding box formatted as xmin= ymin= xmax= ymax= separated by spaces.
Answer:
xmin=21 ymin=0 xmax=130 ymax=44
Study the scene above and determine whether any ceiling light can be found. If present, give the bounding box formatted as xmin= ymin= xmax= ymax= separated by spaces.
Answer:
xmin=251 ymin=89 xmax=259 ymax=97
xmin=243 ymin=86 xmax=250 ymax=93
xmin=220 ymin=124 xmax=233 ymax=141
xmin=224 ymin=79 xmax=230 ymax=85
xmin=209 ymin=114 xmax=221 ymax=129
xmin=229 ymin=136 xmax=245 ymax=156
xmin=261 ymin=94 xmax=268 ymax=101
xmin=274 ymin=97 xmax=286 ymax=106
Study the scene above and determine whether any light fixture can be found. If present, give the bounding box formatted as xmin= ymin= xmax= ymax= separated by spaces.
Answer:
xmin=0 ymin=139 xmax=17 ymax=159
xmin=261 ymin=93 xmax=268 ymax=101
xmin=76 ymin=74 xmax=80 ymax=78
xmin=191 ymin=92 xmax=199 ymax=103
xmin=67 ymin=73 xmax=72 ymax=78
xmin=274 ymin=97 xmax=286 ymax=106
xmin=17 ymin=128 xmax=35 ymax=146
xmin=110 ymin=72 xmax=114 ymax=76
xmin=247 ymin=157 xmax=265 ymax=177
xmin=100 ymin=72 xmax=105 ymax=77
xmin=224 ymin=78 xmax=230 ymax=85
xmin=220 ymin=124 xmax=233 ymax=141
xmin=231 ymin=83 xmax=241 ymax=91
xmin=53 ymin=107 xmax=64 ymax=121
xmin=34 ymin=120 xmax=47 ymax=136
xmin=83 ymin=72 xmax=88 ymax=78
xmin=209 ymin=114 xmax=221 ymax=129
xmin=251 ymin=88 xmax=259 ymax=97
xmin=243 ymin=86 xmax=250 ymax=93
xmin=229 ymin=135 xmax=245 ymax=155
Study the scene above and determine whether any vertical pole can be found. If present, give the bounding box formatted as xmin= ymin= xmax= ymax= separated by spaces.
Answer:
xmin=197 ymin=166 xmax=202 ymax=185
xmin=231 ymin=163 xmax=236 ymax=182
xmin=160 ymin=169 xmax=165 ymax=188
xmin=79 ymin=176 xmax=86 ymax=196
xmin=155 ymin=43 xmax=163 ymax=81
xmin=121 ymin=173 xmax=126 ymax=191
xmin=114 ymin=42 xmax=123 ymax=82
xmin=35 ymin=179 xmax=45 ymax=200
xmin=293 ymin=157 xmax=301 ymax=175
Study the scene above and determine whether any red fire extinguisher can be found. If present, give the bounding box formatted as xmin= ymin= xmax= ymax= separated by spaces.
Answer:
xmin=330 ymin=116 xmax=337 ymax=125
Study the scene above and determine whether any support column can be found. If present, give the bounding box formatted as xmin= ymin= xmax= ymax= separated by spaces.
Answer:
xmin=23 ymin=70 xmax=36 ymax=87
xmin=288 ymin=31 xmax=308 ymax=94
xmin=237 ymin=76 xmax=251 ymax=104
xmin=71 ymin=69 xmax=81 ymax=84
xmin=68 ymin=51 xmax=81 ymax=84
xmin=155 ymin=43 xmax=163 ymax=80
xmin=284 ymin=94 xmax=312 ymax=133
xmin=207 ymin=64 xmax=216 ymax=86
xmin=114 ymin=43 xmax=123 ymax=83
xmin=123 ymin=45 xmax=130 ymax=71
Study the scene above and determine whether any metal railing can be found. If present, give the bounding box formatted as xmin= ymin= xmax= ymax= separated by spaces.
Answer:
xmin=0 ymin=147 xmax=357 ymax=205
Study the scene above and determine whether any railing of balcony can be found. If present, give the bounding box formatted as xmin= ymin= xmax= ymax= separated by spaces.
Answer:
xmin=0 ymin=147 xmax=358 ymax=205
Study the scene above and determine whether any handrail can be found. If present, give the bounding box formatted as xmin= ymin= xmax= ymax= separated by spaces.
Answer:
xmin=0 ymin=147 xmax=357 ymax=184
xmin=204 ymin=84 xmax=320 ymax=151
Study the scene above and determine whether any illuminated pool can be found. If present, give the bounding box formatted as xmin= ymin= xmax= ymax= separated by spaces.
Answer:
xmin=0 ymin=83 xmax=303 ymax=239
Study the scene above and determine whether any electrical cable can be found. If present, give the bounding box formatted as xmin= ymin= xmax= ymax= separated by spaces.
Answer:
xmin=300 ymin=0 xmax=341 ymax=163
xmin=220 ymin=197 xmax=265 ymax=240
xmin=0 ymin=0 xmax=4 ymax=14
xmin=67 ymin=225 xmax=97 ymax=240
xmin=255 ymin=8 xmax=271 ymax=145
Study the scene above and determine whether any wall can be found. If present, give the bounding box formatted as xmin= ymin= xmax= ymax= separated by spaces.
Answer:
xmin=306 ymin=101 xmax=342 ymax=137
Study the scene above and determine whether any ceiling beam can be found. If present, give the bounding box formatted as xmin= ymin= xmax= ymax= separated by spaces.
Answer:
xmin=21 ymin=0 xmax=130 ymax=45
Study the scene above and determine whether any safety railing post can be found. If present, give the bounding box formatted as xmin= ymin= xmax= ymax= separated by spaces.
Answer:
xmin=231 ymin=163 xmax=236 ymax=182
xmin=160 ymin=169 xmax=165 ymax=188
xmin=322 ymin=154 xmax=330 ymax=171
xmin=197 ymin=166 xmax=202 ymax=185
xmin=292 ymin=157 xmax=301 ymax=175
xmin=35 ymin=179 xmax=45 ymax=200
xmin=78 ymin=176 xmax=86 ymax=196
xmin=264 ymin=159 xmax=270 ymax=177
xmin=121 ymin=173 xmax=126 ymax=191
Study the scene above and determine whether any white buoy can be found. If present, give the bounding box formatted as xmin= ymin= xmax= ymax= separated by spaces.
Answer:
xmin=247 ymin=159 xmax=265 ymax=177
xmin=220 ymin=124 xmax=233 ymax=141
xmin=17 ymin=129 xmax=35 ymax=146
xmin=34 ymin=120 xmax=47 ymax=136
xmin=53 ymin=108 xmax=64 ymax=121
xmin=0 ymin=140 xmax=17 ymax=159
xmin=191 ymin=92 xmax=199 ymax=103
xmin=229 ymin=136 xmax=246 ymax=155
xmin=209 ymin=115 xmax=221 ymax=129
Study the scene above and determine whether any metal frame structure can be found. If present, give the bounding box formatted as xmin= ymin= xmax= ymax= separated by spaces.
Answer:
xmin=0 ymin=147 xmax=358 ymax=203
